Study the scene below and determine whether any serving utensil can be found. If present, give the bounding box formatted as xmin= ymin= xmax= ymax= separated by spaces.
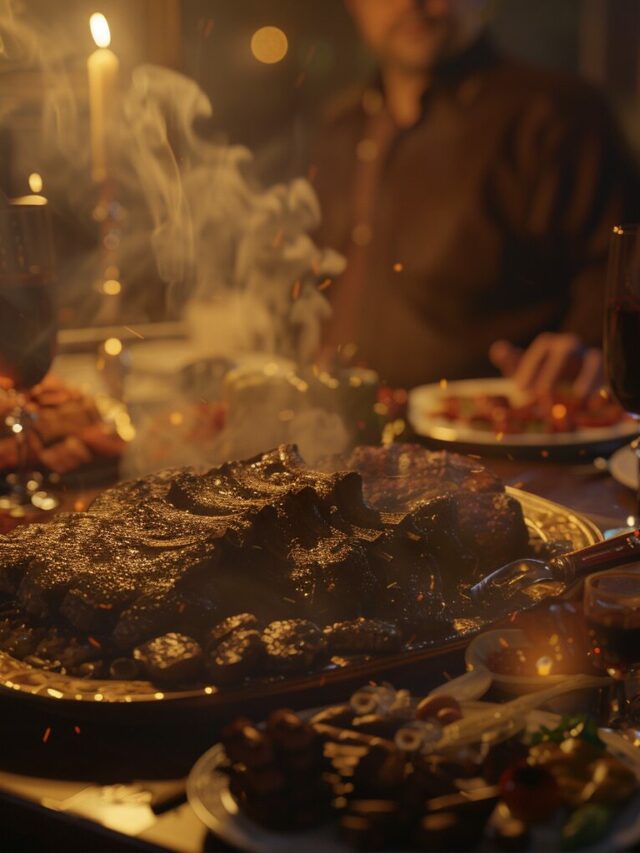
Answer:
xmin=469 ymin=528 xmax=640 ymax=609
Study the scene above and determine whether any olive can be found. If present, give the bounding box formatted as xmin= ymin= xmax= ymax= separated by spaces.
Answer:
xmin=436 ymin=706 xmax=464 ymax=726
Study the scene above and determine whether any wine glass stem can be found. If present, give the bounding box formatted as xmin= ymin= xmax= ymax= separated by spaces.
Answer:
xmin=12 ymin=397 xmax=31 ymax=500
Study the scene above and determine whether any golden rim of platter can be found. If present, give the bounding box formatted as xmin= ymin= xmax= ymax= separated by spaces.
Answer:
xmin=0 ymin=488 xmax=601 ymax=708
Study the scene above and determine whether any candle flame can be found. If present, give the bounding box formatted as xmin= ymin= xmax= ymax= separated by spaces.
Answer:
xmin=90 ymin=13 xmax=111 ymax=48
xmin=28 ymin=173 xmax=43 ymax=193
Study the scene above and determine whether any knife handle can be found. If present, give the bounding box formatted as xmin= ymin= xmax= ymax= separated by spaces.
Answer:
xmin=551 ymin=529 xmax=640 ymax=582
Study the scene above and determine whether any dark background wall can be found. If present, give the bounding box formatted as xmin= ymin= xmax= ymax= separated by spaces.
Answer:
xmin=176 ymin=0 xmax=638 ymax=176
xmin=2 ymin=0 xmax=639 ymax=324
xmin=5 ymin=0 xmax=640 ymax=192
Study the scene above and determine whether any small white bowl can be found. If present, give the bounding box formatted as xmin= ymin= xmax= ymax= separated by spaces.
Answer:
xmin=466 ymin=629 xmax=572 ymax=696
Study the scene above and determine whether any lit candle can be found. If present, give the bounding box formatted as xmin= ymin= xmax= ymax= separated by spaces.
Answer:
xmin=87 ymin=13 xmax=119 ymax=184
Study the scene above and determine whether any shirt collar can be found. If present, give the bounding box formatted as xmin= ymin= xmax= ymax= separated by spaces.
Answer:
xmin=429 ymin=31 xmax=501 ymax=89
xmin=360 ymin=33 xmax=501 ymax=126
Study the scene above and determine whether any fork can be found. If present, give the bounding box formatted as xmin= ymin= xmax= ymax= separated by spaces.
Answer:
xmin=468 ymin=528 xmax=640 ymax=609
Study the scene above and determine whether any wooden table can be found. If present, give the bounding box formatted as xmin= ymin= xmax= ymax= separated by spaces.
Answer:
xmin=0 ymin=453 xmax=636 ymax=852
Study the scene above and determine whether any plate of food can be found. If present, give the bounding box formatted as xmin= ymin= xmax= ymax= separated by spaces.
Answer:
xmin=0 ymin=444 xmax=601 ymax=716
xmin=187 ymin=684 xmax=640 ymax=852
xmin=465 ymin=595 xmax=597 ymax=697
xmin=408 ymin=377 xmax=636 ymax=453
xmin=0 ymin=375 xmax=130 ymax=482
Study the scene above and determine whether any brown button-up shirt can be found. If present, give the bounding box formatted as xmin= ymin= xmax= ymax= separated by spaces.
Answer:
xmin=313 ymin=36 xmax=640 ymax=388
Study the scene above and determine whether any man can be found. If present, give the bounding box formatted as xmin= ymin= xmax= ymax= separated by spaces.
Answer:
xmin=313 ymin=0 xmax=640 ymax=392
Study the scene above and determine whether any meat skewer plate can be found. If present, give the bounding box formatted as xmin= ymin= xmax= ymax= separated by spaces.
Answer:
xmin=408 ymin=377 xmax=637 ymax=454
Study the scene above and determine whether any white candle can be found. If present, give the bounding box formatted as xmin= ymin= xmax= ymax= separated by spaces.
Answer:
xmin=87 ymin=13 xmax=119 ymax=184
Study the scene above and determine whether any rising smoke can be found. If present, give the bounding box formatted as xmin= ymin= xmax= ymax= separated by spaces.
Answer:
xmin=1 ymin=9 xmax=359 ymax=472
xmin=121 ymin=64 xmax=345 ymax=362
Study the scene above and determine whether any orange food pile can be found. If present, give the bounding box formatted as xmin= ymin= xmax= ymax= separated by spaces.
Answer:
xmin=436 ymin=390 xmax=625 ymax=435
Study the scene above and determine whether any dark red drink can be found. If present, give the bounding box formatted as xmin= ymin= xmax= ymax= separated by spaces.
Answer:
xmin=605 ymin=301 xmax=640 ymax=415
xmin=0 ymin=277 xmax=56 ymax=390
xmin=585 ymin=573 xmax=640 ymax=677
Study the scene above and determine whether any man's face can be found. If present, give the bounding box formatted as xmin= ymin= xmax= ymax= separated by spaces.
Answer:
xmin=347 ymin=0 xmax=488 ymax=73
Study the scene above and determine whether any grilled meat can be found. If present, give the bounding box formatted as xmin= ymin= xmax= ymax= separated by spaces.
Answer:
xmin=262 ymin=619 xmax=328 ymax=674
xmin=207 ymin=629 xmax=266 ymax=684
xmin=0 ymin=444 xmax=528 ymax=683
xmin=133 ymin=632 xmax=204 ymax=684
xmin=345 ymin=444 xmax=502 ymax=511
xmin=324 ymin=618 xmax=402 ymax=655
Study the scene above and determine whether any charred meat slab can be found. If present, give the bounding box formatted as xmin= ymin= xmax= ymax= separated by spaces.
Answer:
xmin=0 ymin=445 xmax=529 ymax=686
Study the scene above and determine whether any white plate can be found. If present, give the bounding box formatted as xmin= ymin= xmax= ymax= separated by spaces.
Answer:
xmin=187 ymin=702 xmax=640 ymax=853
xmin=466 ymin=629 xmax=567 ymax=696
xmin=408 ymin=377 xmax=637 ymax=450
xmin=610 ymin=444 xmax=639 ymax=491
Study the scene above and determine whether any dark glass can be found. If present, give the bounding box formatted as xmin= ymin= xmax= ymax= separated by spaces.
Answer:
xmin=0 ymin=200 xmax=58 ymax=513
xmin=604 ymin=225 xmax=640 ymax=519
xmin=606 ymin=300 xmax=640 ymax=416
xmin=587 ymin=618 xmax=640 ymax=674
xmin=585 ymin=572 xmax=640 ymax=675
xmin=585 ymin=571 xmax=640 ymax=729
xmin=0 ymin=276 xmax=56 ymax=389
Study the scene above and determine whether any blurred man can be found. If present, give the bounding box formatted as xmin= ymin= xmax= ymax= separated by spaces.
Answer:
xmin=313 ymin=0 xmax=640 ymax=391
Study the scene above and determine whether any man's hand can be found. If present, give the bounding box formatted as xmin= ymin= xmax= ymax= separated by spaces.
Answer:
xmin=489 ymin=333 xmax=603 ymax=398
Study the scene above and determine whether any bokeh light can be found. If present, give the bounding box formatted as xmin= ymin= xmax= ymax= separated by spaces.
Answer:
xmin=251 ymin=26 xmax=288 ymax=64
xmin=102 ymin=279 xmax=121 ymax=295
xmin=104 ymin=337 xmax=122 ymax=356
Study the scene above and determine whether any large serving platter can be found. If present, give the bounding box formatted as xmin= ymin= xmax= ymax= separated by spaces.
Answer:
xmin=409 ymin=377 xmax=637 ymax=455
xmin=187 ymin=703 xmax=640 ymax=853
xmin=0 ymin=488 xmax=601 ymax=719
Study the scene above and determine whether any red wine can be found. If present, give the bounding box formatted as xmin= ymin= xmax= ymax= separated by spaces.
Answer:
xmin=0 ymin=278 xmax=56 ymax=390
xmin=606 ymin=301 xmax=640 ymax=415
xmin=587 ymin=617 xmax=640 ymax=674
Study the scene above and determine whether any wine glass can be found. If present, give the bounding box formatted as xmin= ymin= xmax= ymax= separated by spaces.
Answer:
xmin=604 ymin=224 xmax=640 ymax=524
xmin=0 ymin=198 xmax=58 ymax=514
xmin=584 ymin=570 xmax=640 ymax=729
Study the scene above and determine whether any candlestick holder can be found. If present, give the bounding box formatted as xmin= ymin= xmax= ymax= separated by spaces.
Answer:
xmin=92 ymin=177 xmax=124 ymax=327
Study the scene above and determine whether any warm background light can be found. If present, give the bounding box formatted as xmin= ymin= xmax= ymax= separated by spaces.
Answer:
xmin=90 ymin=12 xmax=111 ymax=48
xmin=102 ymin=279 xmax=121 ymax=295
xmin=28 ymin=173 xmax=43 ymax=193
xmin=104 ymin=337 xmax=122 ymax=356
xmin=251 ymin=26 xmax=288 ymax=64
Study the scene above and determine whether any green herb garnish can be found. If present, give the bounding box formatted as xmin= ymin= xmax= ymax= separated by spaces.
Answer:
xmin=528 ymin=714 xmax=604 ymax=749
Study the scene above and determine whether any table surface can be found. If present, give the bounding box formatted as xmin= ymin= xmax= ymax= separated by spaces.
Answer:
xmin=0 ymin=452 xmax=636 ymax=852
